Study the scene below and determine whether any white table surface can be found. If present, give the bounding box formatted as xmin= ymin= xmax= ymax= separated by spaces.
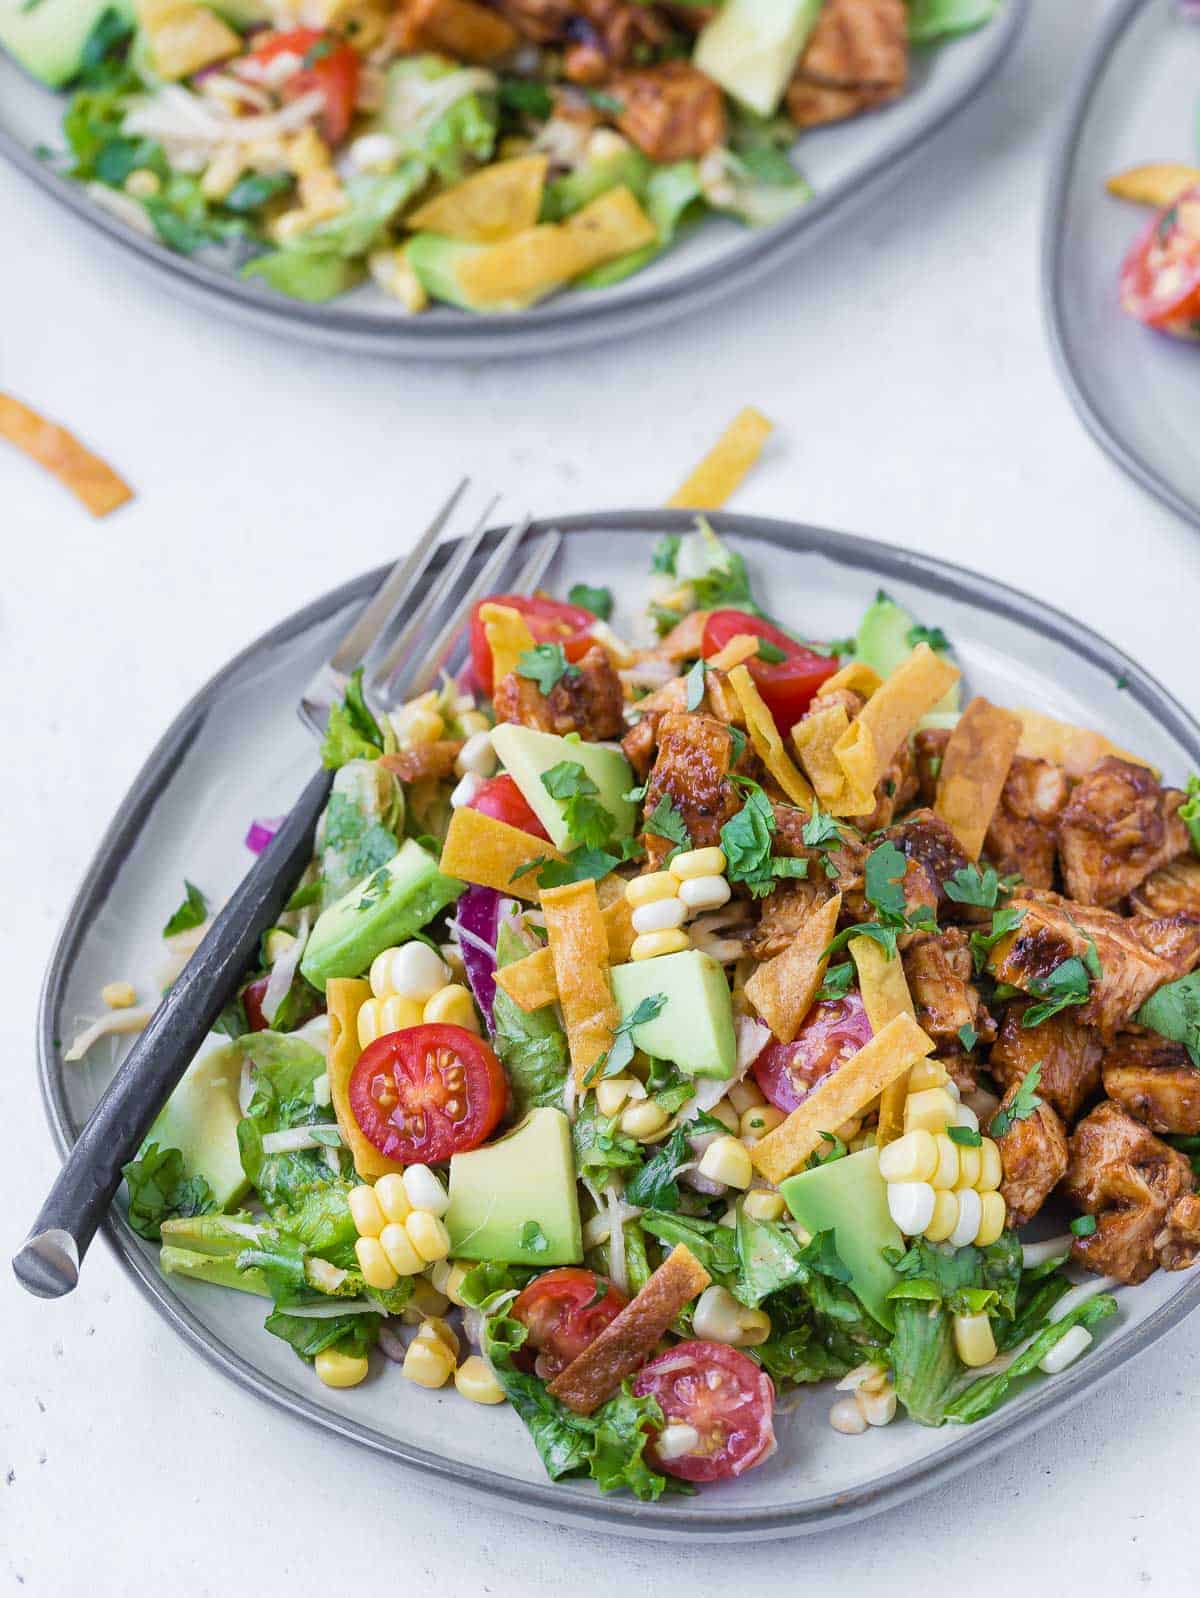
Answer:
xmin=5 ymin=0 xmax=1200 ymax=1589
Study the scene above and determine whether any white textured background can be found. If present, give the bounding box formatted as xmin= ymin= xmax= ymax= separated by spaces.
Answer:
xmin=4 ymin=0 xmax=1199 ymax=1590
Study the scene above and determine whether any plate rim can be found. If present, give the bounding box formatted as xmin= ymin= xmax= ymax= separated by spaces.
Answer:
xmin=0 ymin=0 xmax=1027 ymax=359
xmin=1041 ymin=0 xmax=1200 ymax=535
xmin=35 ymin=506 xmax=1200 ymax=1539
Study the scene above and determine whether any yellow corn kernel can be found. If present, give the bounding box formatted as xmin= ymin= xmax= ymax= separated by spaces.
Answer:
xmin=625 ymin=872 xmax=680 ymax=909
xmin=669 ymin=847 xmax=727 ymax=881
xmin=740 ymin=1104 xmax=786 ymax=1140
xmin=630 ymin=928 xmax=690 ymax=962
xmin=878 ymin=1129 xmax=938 ymax=1184
xmin=403 ymin=1337 xmax=454 ymax=1389
xmin=924 ymin=1189 xmax=959 ymax=1243
xmin=903 ymin=1086 xmax=957 ymax=1136
xmin=315 ymin=1348 xmax=369 ymax=1389
xmin=124 ymin=167 xmax=161 ymax=199
xmin=407 ymin=1211 xmax=451 ymax=1264
xmin=954 ymin=1144 xmax=982 ymax=1190
xmin=953 ymin=1312 xmax=997 ymax=1368
xmin=727 ymin=1078 xmax=767 ymax=1115
xmin=907 ymin=1058 xmax=952 ymax=1093
xmin=742 ymin=1190 xmax=787 ymax=1222
xmin=394 ymin=703 xmax=446 ymax=747
xmin=101 ymin=980 xmax=138 ymax=1009
xmin=977 ymin=1138 xmax=1003 ymax=1192
xmin=455 ymin=1354 xmax=506 ymax=1404
xmin=355 ymin=1236 xmax=399 ymax=1291
xmin=430 ymin=1259 xmax=471 ymax=1307
xmin=368 ymin=245 xmax=429 ymax=312
xmin=348 ymin=1184 xmax=386 ymax=1238
xmin=407 ymin=1276 xmax=450 ymax=1317
xmin=595 ymin=1075 xmax=638 ymax=1118
xmin=708 ymin=1098 xmax=741 ymax=1133
xmin=698 ymin=1135 xmax=754 ymax=1190
xmin=200 ymin=146 xmax=243 ymax=201
xmin=379 ymin=1222 xmax=423 ymax=1276
xmin=975 ymin=1191 xmax=1007 ymax=1247
xmin=930 ymin=1132 xmax=960 ymax=1191
xmin=357 ymin=994 xmax=425 ymax=1049
xmin=423 ymin=983 xmax=480 ymax=1033
xmin=416 ymin=1316 xmax=460 ymax=1359
xmin=619 ymin=1100 xmax=670 ymax=1140
xmin=373 ymin=1172 xmax=412 ymax=1225
xmin=457 ymin=709 xmax=490 ymax=737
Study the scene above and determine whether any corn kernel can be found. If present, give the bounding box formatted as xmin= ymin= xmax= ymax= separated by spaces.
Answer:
xmin=357 ymin=994 xmax=424 ymax=1049
xmin=708 ymin=1098 xmax=741 ymax=1133
xmin=101 ymin=980 xmax=137 ymax=1009
xmin=954 ymin=1144 xmax=982 ymax=1191
xmin=407 ymin=1276 xmax=451 ymax=1317
xmin=416 ymin=1316 xmax=460 ymax=1359
xmin=878 ymin=1129 xmax=938 ymax=1184
xmin=619 ymin=1100 xmax=670 ymax=1139
xmin=698 ymin=1135 xmax=753 ymax=1190
xmin=903 ymin=1086 xmax=957 ymax=1136
xmin=403 ymin=1163 xmax=449 ymax=1216
xmin=595 ymin=1075 xmax=638 ymax=1118
xmin=742 ymin=1190 xmax=787 ymax=1222
xmin=430 ymin=1260 xmax=471 ymax=1307
xmin=670 ymin=847 xmax=727 ymax=881
xmin=924 ymin=1188 xmax=959 ymax=1242
xmin=977 ymin=1138 xmax=1003 ymax=1192
xmin=402 ymin=1337 xmax=453 ymax=1389
xmin=630 ymin=928 xmax=690 ymax=961
xmin=930 ymin=1132 xmax=961 ymax=1190
xmin=407 ymin=1211 xmax=451 ymax=1263
xmin=953 ymin=1312 xmax=997 ymax=1368
xmin=975 ymin=1190 xmax=1007 ymax=1247
xmin=457 ymin=710 xmax=490 ymax=738
xmin=315 ymin=1348 xmax=369 ymax=1388
xmin=373 ymin=1172 xmax=412 ymax=1224
xmin=624 ymin=872 xmax=679 ymax=909
xmin=631 ymin=898 xmax=688 ymax=936
xmin=423 ymin=983 xmax=480 ymax=1033
xmin=948 ymin=1186 xmax=983 ymax=1249
xmin=455 ymin=1354 xmax=506 ymax=1404
xmin=855 ymin=1384 xmax=898 ymax=1427
xmin=907 ymin=1058 xmax=951 ymax=1093
xmin=740 ymin=1104 xmax=785 ymax=1140
xmin=348 ymin=1184 xmax=386 ymax=1238
xmin=370 ymin=941 xmax=450 ymax=1002
xmin=355 ymin=1236 xmax=399 ymax=1290
xmin=379 ymin=1222 xmax=423 ymax=1276
xmin=728 ymin=1078 xmax=767 ymax=1115
xmin=395 ymin=705 xmax=445 ymax=747
xmin=677 ymin=875 xmax=731 ymax=913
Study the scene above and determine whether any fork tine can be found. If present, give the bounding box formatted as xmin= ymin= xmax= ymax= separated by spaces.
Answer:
xmin=512 ymin=527 xmax=561 ymax=597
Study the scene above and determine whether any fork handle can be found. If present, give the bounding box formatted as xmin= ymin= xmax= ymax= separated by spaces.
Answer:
xmin=13 ymin=767 xmax=334 ymax=1299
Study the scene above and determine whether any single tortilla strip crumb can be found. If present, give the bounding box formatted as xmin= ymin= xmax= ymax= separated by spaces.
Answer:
xmin=541 ymin=879 xmax=617 ymax=1087
xmin=934 ymin=696 xmax=1022 ymax=860
xmin=744 ymin=894 xmax=841 ymax=1043
xmin=849 ymin=936 xmax=917 ymax=1147
xmin=665 ymin=407 xmax=773 ymax=509
xmin=0 ymin=393 xmax=132 ymax=517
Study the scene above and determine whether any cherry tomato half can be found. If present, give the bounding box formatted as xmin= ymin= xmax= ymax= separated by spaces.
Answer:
xmin=511 ymin=1268 xmax=629 ymax=1378
xmin=469 ymin=594 xmax=595 ymax=697
xmin=248 ymin=29 xmax=360 ymax=145
xmin=753 ymin=992 xmax=873 ymax=1114
xmin=241 ymin=975 xmax=271 ymax=1032
xmin=1119 ymin=187 xmax=1200 ymax=340
xmin=466 ymin=773 xmax=550 ymax=841
xmin=702 ymin=609 xmax=840 ymax=731
xmin=634 ymin=1341 xmax=776 ymax=1482
xmin=348 ymin=1023 xmax=507 ymax=1164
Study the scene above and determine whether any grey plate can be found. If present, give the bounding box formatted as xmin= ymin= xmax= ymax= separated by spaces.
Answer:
xmin=1043 ymin=0 xmax=1200 ymax=532
xmin=0 ymin=5 xmax=1026 ymax=359
xmin=36 ymin=509 xmax=1200 ymax=1539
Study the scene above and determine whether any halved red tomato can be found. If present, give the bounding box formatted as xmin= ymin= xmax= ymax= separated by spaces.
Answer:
xmin=466 ymin=773 xmax=550 ymax=841
xmin=511 ymin=1268 xmax=628 ymax=1378
xmin=752 ymin=992 xmax=873 ymax=1113
xmin=469 ymin=594 xmax=595 ymax=697
xmin=1120 ymin=188 xmax=1200 ymax=340
xmin=702 ymin=609 xmax=840 ymax=731
xmin=247 ymin=29 xmax=360 ymax=145
xmin=347 ymin=1023 xmax=507 ymax=1164
xmin=634 ymin=1342 xmax=776 ymax=1482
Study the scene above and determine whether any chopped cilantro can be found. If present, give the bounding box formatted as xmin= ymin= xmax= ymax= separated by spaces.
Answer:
xmin=948 ymin=1125 xmax=982 ymax=1148
xmin=864 ymin=841 xmax=908 ymax=916
xmin=517 ymin=643 xmax=578 ymax=696
xmin=651 ymin=534 xmax=681 ymax=576
xmin=623 ymin=781 xmax=648 ymax=803
xmin=801 ymin=800 xmax=843 ymax=849
xmin=969 ymin=905 xmax=1026 ymax=974
xmin=719 ymin=780 xmax=777 ymax=897
xmin=541 ymin=761 xmax=617 ymax=851
xmin=957 ymin=1022 xmax=978 ymax=1051
xmin=1115 ymin=673 xmax=1130 ymax=692
xmin=520 ymin=1220 xmax=550 ymax=1254
xmin=1070 ymin=1214 xmax=1098 ymax=1238
xmin=568 ymin=583 xmax=613 ymax=620
xmin=1180 ymin=775 xmax=1200 ymax=858
xmin=163 ymin=880 xmax=208 ymax=938
xmin=816 ymin=960 xmax=855 ymax=1002
xmin=1021 ymin=953 xmax=1095 ymax=1028
xmin=906 ymin=624 xmax=950 ymax=653
xmin=756 ymin=639 xmax=787 ymax=664
xmin=685 ymin=657 xmax=707 ymax=712
xmin=805 ymin=1131 xmax=847 ymax=1170
xmin=584 ymin=994 xmax=668 ymax=1087
xmin=644 ymin=795 xmax=691 ymax=860
xmin=513 ymin=847 xmax=621 ymax=889
xmin=944 ymin=863 xmax=1001 ymax=908
xmin=356 ymin=867 xmax=391 ymax=912
xmin=990 ymin=1063 xmax=1042 ymax=1138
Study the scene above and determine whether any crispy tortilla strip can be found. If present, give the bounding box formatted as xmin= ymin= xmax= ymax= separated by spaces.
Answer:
xmin=547 ymin=1244 xmax=711 ymax=1415
xmin=480 ymin=601 xmax=536 ymax=688
xmin=495 ymin=895 xmax=635 ymax=1011
xmin=651 ymin=609 xmax=711 ymax=662
xmin=1013 ymin=707 xmax=1153 ymax=779
xmin=440 ymin=805 xmax=564 ymax=900
xmin=665 ymin=407 xmax=774 ymax=510
xmin=542 ymin=880 xmax=618 ymax=1087
xmin=326 ymin=978 xmax=406 ymax=1180
xmin=751 ymin=1012 xmax=935 ymax=1183
xmin=849 ymin=936 xmax=916 ymax=1147
xmin=0 ymin=393 xmax=132 ymax=517
xmin=820 ymin=661 xmax=882 ymax=700
xmin=792 ymin=702 xmax=852 ymax=806
xmin=1106 ymin=162 xmax=1200 ymax=208
xmin=830 ymin=644 xmax=960 ymax=817
xmin=705 ymin=632 xmax=761 ymax=673
xmin=934 ymin=696 xmax=1022 ymax=860
xmin=729 ymin=663 xmax=815 ymax=807
xmin=406 ymin=154 xmax=548 ymax=243
xmin=745 ymin=894 xmax=841 ymax=1043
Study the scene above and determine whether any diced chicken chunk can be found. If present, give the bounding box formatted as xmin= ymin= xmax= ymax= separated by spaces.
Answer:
xmin=1102 ymin=1032 xmax=1200 ymax=1135
xmin=1058 ymin=757 xmax=1188 ymax=908
xmin=1129 ymin=911 xmax=1200 ymax=977
xmin=902 ymin=928 xmax=996 ymax=1050
xmin=771 ymin=803 xmax=868 ymax=901
xmin=786 ymin=0 xmax=907 ymax=128
xmin=986 ymin=754 xmax=1071 ymax=891
xmin=747 ymin=880 xmax=832 ymax=960
xmin=380 ymin=740 xmax=463 ymax=784
xmin=885 ymin=807 xmax=972 ymax=915
xmin=1156 ymin=1192 xmax=1200 ymax=1273
xmin=1131 ymin=854 xmax=1200 ymax=918
xmin=613 ymin=60 xmax=726 ymax=160
xmin=990 ymin=999 xmax=1103 ymax=1124
xmin=995 ymin=1088 xmax=1069 ymax=1229
xmin=493 ymin=643 xmax=624 ymax=740
xmin=642 ymin=710 xmax=741 ymax=867
xmin=391 ymin=0 xmax=518 ymax=60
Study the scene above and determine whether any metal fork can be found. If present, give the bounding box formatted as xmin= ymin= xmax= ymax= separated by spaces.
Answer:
xmin=13 ymin=485 xmax=558 ymax=1299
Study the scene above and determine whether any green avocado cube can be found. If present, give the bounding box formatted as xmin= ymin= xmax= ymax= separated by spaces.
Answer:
xmin=146 ymin=1042 xmax=249 ymax=1212
xmin=610 ymin=949 xmax=736 ymax=1079
xmin=445 ymin=1108 xmax=582 ymax=1265
xmin=490 ymin=724 xmax=637 ymax=851
xmin=0 ymin=0 xmax=133 ymax=87
xmin=780 ymin=1148 xmax=903 ymax=1330
xmin=694 ymin=0 xmax=824 ymax=117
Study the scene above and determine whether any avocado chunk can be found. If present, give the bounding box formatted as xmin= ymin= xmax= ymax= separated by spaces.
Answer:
xmin=490 ymin=724 xmax=637 ymax=851
xmin=854 ymin=595 xmax=960 ymax=720
xmin=610 ymin=949 xmax=736 ymax=1080
xmin=780 ymin=1148 xmax=902 ymax=1330
xmin=0 ymin=0 xmax=133 ymax=86
xmin=299 ymin=837 xmax=463 ymax=991
xmin=445 ymin=1107 xmax=582 ymax=1265
xmin=147 ymin=1042 xmax=249 ymax=1212
xmin=694 ymin=0 xmax=824 ymax=117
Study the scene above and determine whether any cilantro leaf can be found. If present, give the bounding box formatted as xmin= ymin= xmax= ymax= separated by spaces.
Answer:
xmin=520 ymin=1220 xmax=550 ymax=1255
xmin=864 ymin=841 xmax=908 ymax=917
xmin=969 ymin=905 xmax=1025 ymax=973
xmin=685 ymin=657 xmax=707 ymax=712
xmin=541 ymin=761 xmax=617 ymax=851
xmin=1136 ymin=970 xmax=1200 ymax=1068
xmin=957 ymin=1022 xmax=978 ymax=1051
xmin=567 ymin=583 xmax=612 ymax=620
xmin=816 ymin=960 xmax=855 ymax=1001
xmin=906 ymin=624 xmax=950 ymax=653
xmin=625 ymin=1124 xmax=690 ymax=1210
xmin=1021 ymin=955 xmax=1093 ymax=1027
xmin=990 ymin=1063 xmax=1043 ymax=1138
xmin=320 ymin=667 xmax=384 ymax=769
xmin=1070 ymin=1214 xmax=1098 ymax=1238
xmin=517 ymin=643 xmax=578 ymax=696
xmin=801 ymin=801 xmax=843 ymax=849
xmin=944 ymin=864 xmax=1001 ymax=908
xmin=583 ymin=993 xmax=668 ymax=1086
xmin=719 ymin=780 xmax=776 ymax=896
xmin=644 ymin=795 xmax=691 ymax=860
xmin=163 ymin=880 xmax=208 ymax=938
xmin=756 ymin=639 xmax=788 ymax=664
xmin=522 ymin=847 xmax=621 ymax=889
xmin=948 ymin=1125 xmax=982 ymax=1148
xmin=322 ymin=791 xmax=398 ymax=883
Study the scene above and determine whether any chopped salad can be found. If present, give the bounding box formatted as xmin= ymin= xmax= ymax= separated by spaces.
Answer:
xmin=73 ymin=523 xmax=1200 ymax=1498
xmin=8 ymin=0 xmax=997 ymax=309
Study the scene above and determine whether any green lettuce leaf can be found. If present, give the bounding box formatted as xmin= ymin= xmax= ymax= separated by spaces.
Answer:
xmin=492 ymin=924 xmax=570 ymax=1115
xmin=122 ymin=1142 xmax=215 ymax=1240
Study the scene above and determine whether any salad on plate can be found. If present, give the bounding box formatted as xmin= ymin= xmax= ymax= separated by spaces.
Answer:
xmin=70 ymin=523 xmax=1200 ymax=1498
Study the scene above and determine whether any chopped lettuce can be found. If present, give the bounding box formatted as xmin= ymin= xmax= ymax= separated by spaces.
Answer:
xmin=492 ymin=924 xmax=570 ymax=1116
xmin=320 ymin=667 xmax=386 ymax=769
xmin=944 ymin=1294 xmax=1118 ymax=1423
xmin=122 ymin=1142 xmax=215 ymax=1240
xmin=381 ymin=57 xmax=498 ymax=183
xmin=235 ymin=1031 xmax=348 ymax=1208
xmin=906 ymin=0 xmax=1000 ymax=44
xmin=541 ymin=143 xmax=651 ymax=223
xmin=264 ymin=1305 xmax=381 ymax=1362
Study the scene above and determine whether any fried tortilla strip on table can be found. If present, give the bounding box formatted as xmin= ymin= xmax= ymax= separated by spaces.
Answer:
xmin=0 ymin=392 xmax=133 ymax=517
xmin=849 ymin=933 xmax=917 ymax=1146
xmin=495 ymin=893 xmax=635 ymax=1011
xmin=1013 ymin=707 xmax=1153 ymax=779
xmin=751 ymin=1011 xmax=936 ymax=1183
xmin=665 ymin=407 xmax=773 ymax=510
xmin=744 ymin=894 xmax=841 ymax=1043
xmin=728 ymin=663 xmax=815 ymax=807
xmin=480 ymin=601 xmax=537 ymax=687
xmin=326 ymin=978 xmax=407 ymax=1180
xmin=830 ymin=644 xmax=960 ymax=817
xmin=547 ymin=1244 xmax=712 ymax=1415
xmin=440 ymin=805 xmax=565 ymax=900
xmin=542 ymin=879 xmax=618 ymax=1087
xmin=933 ymin=696 xmax=1022 ymax=860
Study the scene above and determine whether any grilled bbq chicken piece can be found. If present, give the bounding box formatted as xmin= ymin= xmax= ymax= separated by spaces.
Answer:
xmin=611 ymin=60 xmax=726 ymax=160
xmin=641 ymin=710 xmax=742 ymax=867
xmin=391 ymin=0 xmax=518 ymax=59
xmin=492 ymin=0 xmax=668 ymax=70
xmin=990 ymin=1000 xmax=1103 ymax=1124
xmin=786 ymin=0 xmax=907 ymax=129
xmin=995 ymin=1087 xmax=1069 ymax=1229
xmin=901 ymin=927 xmax=996 ymax=1050
xmin=885 ymin=808 xmax=972 ymax=915
xmin=1064 ymin=1100 xmax=1196 ymax=1283
xmin=771 ymin=803 xmax=868 ymax=901
xmin=1131 ymin=854 xmax=1200 ymax=918
xmin=1102 ymin=1033 xmax=1200 ymax=1135
xmin=1058 ymin=757 xmax=1188 ymax=908
xmin=1129 ymin=911 xmax=1200 ymax=975
xmin=746 ymin=880 xmax=832 ymax=961
xmin=493 ymin=643 xmax=624 ymax=740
